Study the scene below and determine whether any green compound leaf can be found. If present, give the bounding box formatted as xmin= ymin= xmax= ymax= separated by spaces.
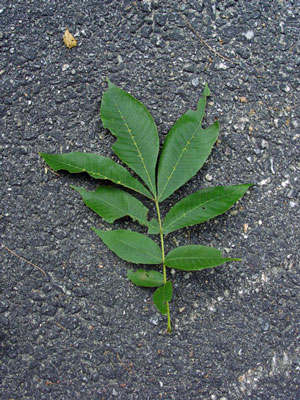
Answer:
xmin=100 ymin=80 xmax=159 ymax=196
xmin=163 ymin=184 xmax=252 ymax=234
xmin=71 ymin=185 xmax=158 ymax=233
xmin=157 ymin=84 xmax=219 ymax=202
xmin=92 ymin=229 xmax=162 ymax=264
xmin=127 ymin=269 xmax=164 ymax=287
xmin=39 ymin=152 xmax=152 ymax=199
xmin=165 ymin=245 xmax=241 ymax=271
xmin=153 ymin=281 xmax=173 ymax=315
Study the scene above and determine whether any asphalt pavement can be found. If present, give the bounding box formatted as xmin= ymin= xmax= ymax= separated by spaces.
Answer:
xmin=1 ymin=1 xmax=299 ymax=399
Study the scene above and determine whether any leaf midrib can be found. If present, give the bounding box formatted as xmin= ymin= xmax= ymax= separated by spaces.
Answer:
xmin=167 ymin=256 xmax=223 ymax=262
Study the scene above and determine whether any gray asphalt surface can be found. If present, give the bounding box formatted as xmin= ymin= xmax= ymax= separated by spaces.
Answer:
xmin=1 ymin=1 xmax=299 ymax=399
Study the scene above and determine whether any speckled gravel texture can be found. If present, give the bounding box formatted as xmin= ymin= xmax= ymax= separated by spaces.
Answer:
xmin=1 ymin=0 xmax=299 ymax=399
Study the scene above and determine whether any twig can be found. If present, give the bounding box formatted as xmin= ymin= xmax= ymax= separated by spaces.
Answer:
xmin=1 ymin=243 xmax=47 ymax=276
xmin=179 ymin=12 xmax=238 ymax=64
xmin=54 ymin=321 xmax=67 ymax=330
xmin=116 ymin=352 xmax=137 ymax=377
xmin=45 ymin=166 xmax=60 ymax=177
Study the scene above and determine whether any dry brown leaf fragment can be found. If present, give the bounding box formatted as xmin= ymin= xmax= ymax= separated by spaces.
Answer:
xmin=63 ymin=29 xmax=77 ymax=49
xmin=240 ymin=96 xmax=247 ymax=103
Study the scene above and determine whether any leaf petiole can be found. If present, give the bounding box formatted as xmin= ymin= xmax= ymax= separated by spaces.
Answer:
xmin=155 ymin=198 xmax=171 ymax=332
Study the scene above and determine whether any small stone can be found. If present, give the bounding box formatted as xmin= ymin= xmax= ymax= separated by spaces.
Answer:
xmin=62 ymin=64 xmax=70 ymax=71
xmin=291 ymin=120 xmax=299 ymax=128
xmin=40 ymin=303 xmax=57 ymax=317
xmin=233 ymin=123 xmax=245 ymax=132
xmin=0 ymin=300 xmax=9 ymax=313
xmin=150 ymin=315 xmax=159 ymax=325
xmin=155 ymin=13 xmax=167 ymax=27
xmin=192 ymin=77 xmax=200 ymax=87
xmin=205 ymin=173 xmax=213 ymax=182
xmin=236 ymin=47 xmax=250 ymax=59
xmin=141 ymin=26 xmax=152 ymax=39
xmin=262 ymin=319 xmax=270 ymax=331
xmin=287 ymin=189 xmax=295 ymax=199
xmin=281 ymin=179 xmax=290 ymax=188
xmin=274 ymin=118 xmax=279 ymax=128
xmin=243 ymin=30 xmax=254 ymax=40
xmin=216 ymin=62 xmax=229 ymax=70
xmin=270 ymin=158 xmax=275 ymax=174
xmin=258 ymin=177 xmax=271 ymax=186
xmin=289 ymin=201 xmax=297 ymax=208
xmin=183 ymin=63 xmax=195 ymax=72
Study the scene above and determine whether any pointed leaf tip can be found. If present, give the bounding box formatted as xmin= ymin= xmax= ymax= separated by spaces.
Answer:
xmin=203 ymin=83 xmax=210 ymax=97
xmin=106 ymin=78 xmax=113 ymax=88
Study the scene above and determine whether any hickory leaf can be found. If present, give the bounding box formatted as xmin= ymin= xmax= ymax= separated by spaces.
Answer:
xmin=92 ymin=229 xmax=162 ymax=264
xmin=40 ymin=80 xmax=253 ymax=333
xmin=163 ymin=184 xmax=252 ymax=234
xmin=100 ymin=80 xmax=159 ymax=196
xmin=165 ymin=245 xmax=241 ymax=271
xmin=157 ymin=84 xmax=219 ymax=202
xmin=39 ymin=152 xmax=152 ymax=198
xmin=127 ymin=269 xmax=164 ymax=287
xmin=71 ymin=185 xmax=158 ymax=232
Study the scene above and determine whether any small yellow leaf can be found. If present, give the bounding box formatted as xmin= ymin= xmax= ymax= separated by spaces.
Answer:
xmin=63 ymin=29 xmax=77 ymax=49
